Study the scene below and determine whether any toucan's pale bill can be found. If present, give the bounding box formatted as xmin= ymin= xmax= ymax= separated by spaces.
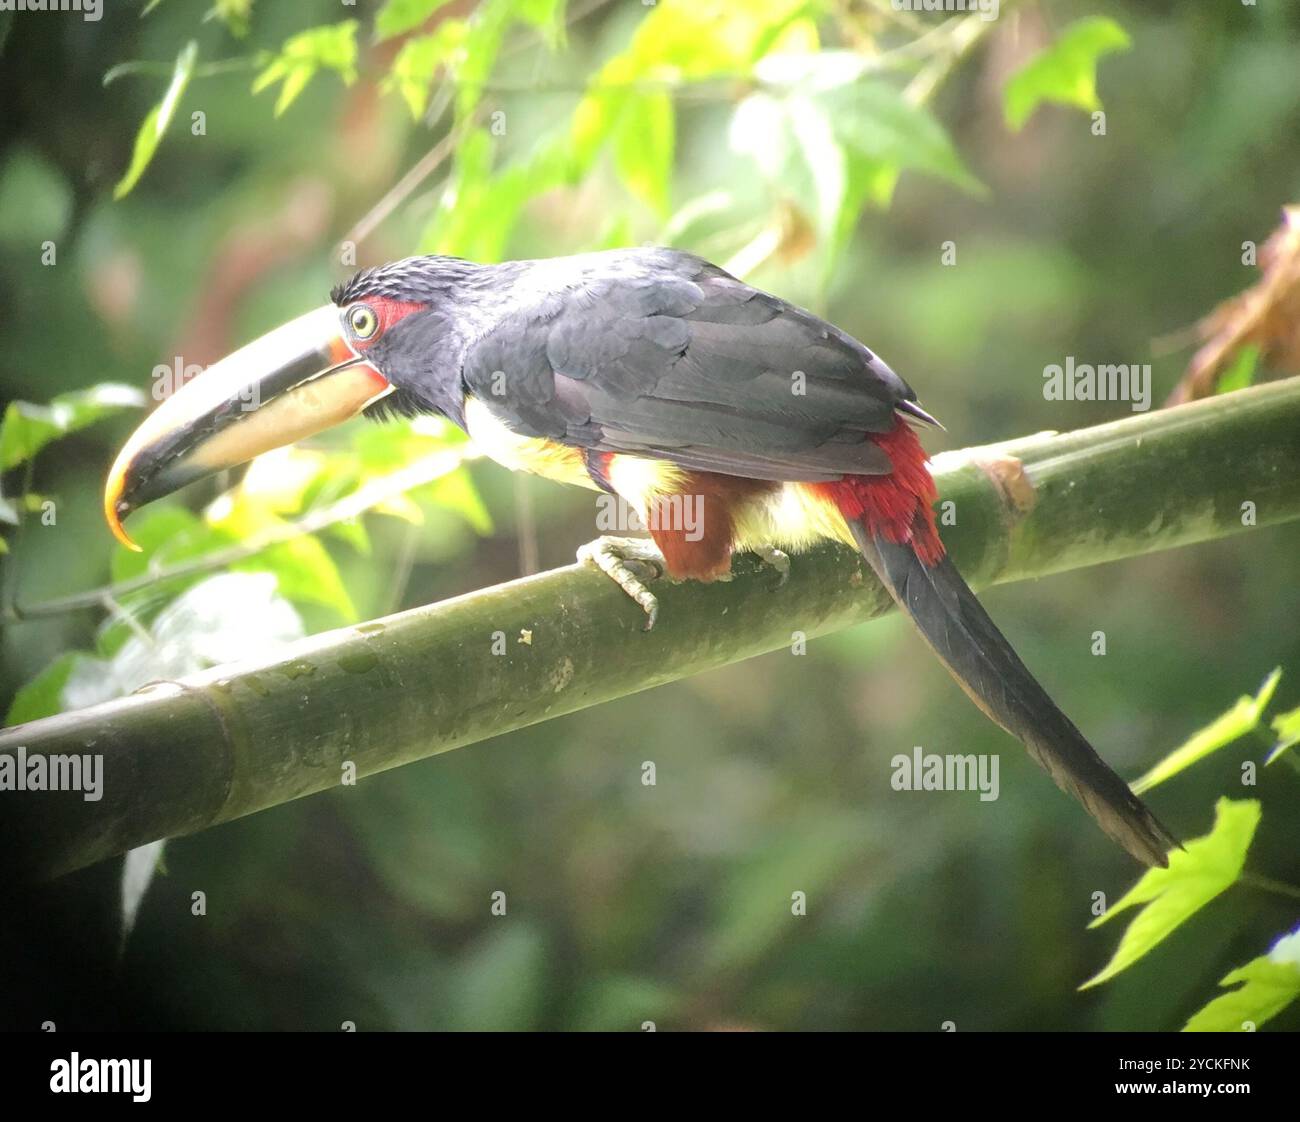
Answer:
xmin=104 ymin=304 xmax=391 ymax=551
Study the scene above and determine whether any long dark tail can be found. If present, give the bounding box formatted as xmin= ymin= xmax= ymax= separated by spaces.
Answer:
xmin=851 ymin=520 xmax=1176 ymax=867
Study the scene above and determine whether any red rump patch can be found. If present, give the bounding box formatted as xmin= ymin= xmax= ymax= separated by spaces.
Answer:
xmin=811 ymin=420 xmax=944 ymax=566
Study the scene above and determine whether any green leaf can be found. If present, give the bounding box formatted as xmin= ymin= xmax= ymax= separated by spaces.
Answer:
xmin=1003 ymin=16 xmax=1132 ymax=132
xmin=1267 ymin=703 xmax=1300 ymax=765
xmin=383 ymin=0 xmax=559 ymax=119
xmin=626 ymin=0 xmax=810 ymax=80
xmin=375 ymin=0 xmax=451 ymax=42
xmin=4 ymin=652 xmax=87 ymax=726
xmin=730 ymin=78 xmax=977 ymax=261
xmin=0 ymin=146 xmax=72 ymax=246
xmin=570 ymin=0 xmax=813 ymax=189
xmin=353 ymin=417 xmax=423 ymax=473
xmin=731 ymin=91 xmax=844 ymax=240
xmin=1183 ymin=927 xmax=1300 ymax=1032
xmin=575 ymin=975 xmax=682 ymax=1032
xmin=836 ymin=150 xmax=899 ymax=242
xmin=450 ymin=924 xmax=548 ymax=1030
xmin=67 ymin=573 xmax=305 ymax=711
xmin=253 ymin=22 xmax=358 ymax=116
xmin=705 ymin=814 xmax=866 ymax=973
xmin=784 ymin=95 xmax=845 ymax=236
xmin=109 ymin=505 xmax=234 ymax=585
xmin=816 ymin=81 xmax=982 ymax=196
xmin=421 ymin=131 xmax=566 ymax=261
xmin=384 ymin=22 xmax=467 ymax=119
xmin=514 ymin=0 xmax=565 ymax=49
xmin=612 ymin=91 xmax=675 ymax=216
xmin=1 ymin=408 xmax=64 ymax=470
xmin=420 ymin=467 xmax=493 ymax=536
xmin=1133 ymin=669 xmax=1280 ymax=793
xmin=113 ymin=40 xmax=198 ymax=199
xmin=571 ymin=87 xmax=621 ymax=173
xmin=423 ymin=128 xmax=493 ymax=253
xmin=731 ymin=79 xmax=979 ymax=248
xmin=208 ymin=0 xmax=253 ymax=38
xmin=1217 ymin=344 xmax=1260 ymax=395
xmin=0 ymin=383 xmax=146 ymax=471
xmin=1081 ymin=799 xmax=1261 ymax=990
xmin=236 ymin=535 xmax=355 ymax=620
xmin=451 ymin=0 xmax=510 ymax=119
xmin=325 ymin=518 xmax=372 ymax=556
xmin=662 ymin=190 xmax=731 ymax=244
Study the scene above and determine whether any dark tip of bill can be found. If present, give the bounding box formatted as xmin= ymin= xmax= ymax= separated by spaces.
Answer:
xmin=898 ymin=399 xmax=946 ymax=431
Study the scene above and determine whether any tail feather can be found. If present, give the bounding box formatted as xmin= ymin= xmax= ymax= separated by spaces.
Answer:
xmin=851 ymin=519 xmax=1176 ymax=867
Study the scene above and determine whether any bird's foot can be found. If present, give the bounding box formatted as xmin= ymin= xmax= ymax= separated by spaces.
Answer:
xmin=577 ymin=536 xmax=669 ymax=631
xmin=748 ymin=544 xmax=791 ymax=588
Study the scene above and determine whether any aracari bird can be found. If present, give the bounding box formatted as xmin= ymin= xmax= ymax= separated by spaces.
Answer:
xmin=104 ymin=248 xmax=1174 ymax=866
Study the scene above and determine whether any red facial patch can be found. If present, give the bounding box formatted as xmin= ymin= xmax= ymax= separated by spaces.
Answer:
xmin=344 ymin=294 xmax=427 ymax=350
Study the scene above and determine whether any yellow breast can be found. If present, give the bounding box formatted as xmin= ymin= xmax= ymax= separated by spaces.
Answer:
xmin=463 ymin=396 xmax=596 ymax=490
xmin=462 ymin=394 xmax=853 ymax=556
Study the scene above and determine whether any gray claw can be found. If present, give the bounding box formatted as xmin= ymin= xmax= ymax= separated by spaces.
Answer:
xmin=750 ymin=545 xmax=791 ymax=588
xmin=577 ymin=536 xmax=667 ymax=630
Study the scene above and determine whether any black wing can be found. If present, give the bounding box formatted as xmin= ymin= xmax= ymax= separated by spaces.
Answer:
xmin=461 ymin=249 xmax=916 ymax=482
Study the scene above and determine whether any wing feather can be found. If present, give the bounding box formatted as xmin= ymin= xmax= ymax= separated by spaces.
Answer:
xmin=461 ymin=249 xmax=918 ymax=482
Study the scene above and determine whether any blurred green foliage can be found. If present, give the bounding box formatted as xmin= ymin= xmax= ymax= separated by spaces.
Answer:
xmin=1003 ymin=15 xmax=1130 ymax=131
xmin=1 ymin=0 xmax=1299 ymax=1031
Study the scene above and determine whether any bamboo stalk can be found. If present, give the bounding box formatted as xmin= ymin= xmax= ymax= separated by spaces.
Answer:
xmin=3 ymin=379 xmax=1299 ymax=880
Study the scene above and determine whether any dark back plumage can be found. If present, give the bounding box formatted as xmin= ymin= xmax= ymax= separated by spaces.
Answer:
xmin=338 ymin=248 xmax=926 ymax=481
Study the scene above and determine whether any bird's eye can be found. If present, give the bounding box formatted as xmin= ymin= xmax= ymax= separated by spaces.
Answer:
xmin=347 ymin=304 xmax=379 ymax=340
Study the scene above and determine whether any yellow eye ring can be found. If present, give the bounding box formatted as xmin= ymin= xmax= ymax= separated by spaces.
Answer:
xmin=347 ymin=304 xmax=379 ymax=340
